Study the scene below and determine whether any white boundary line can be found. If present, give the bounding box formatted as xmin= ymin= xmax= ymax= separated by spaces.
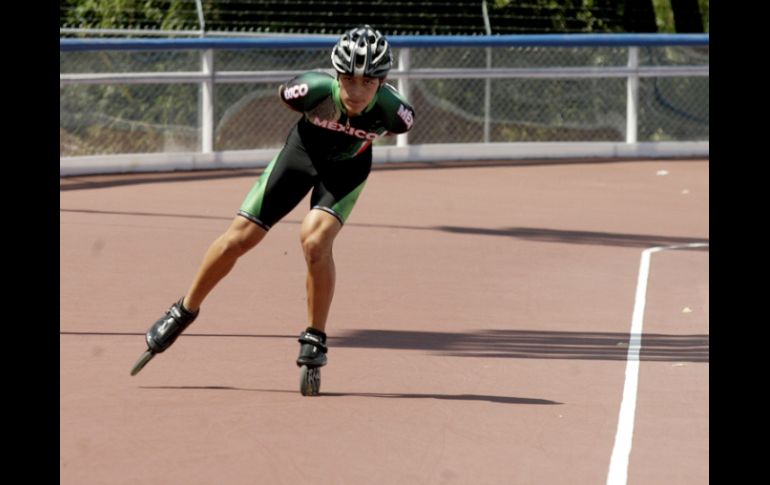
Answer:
xmin=606 ymin=242 xmax=709 ymax=485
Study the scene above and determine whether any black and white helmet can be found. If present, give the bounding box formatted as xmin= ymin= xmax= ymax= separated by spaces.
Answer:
xmin=331 ymin=25 xmax=391 ymax=79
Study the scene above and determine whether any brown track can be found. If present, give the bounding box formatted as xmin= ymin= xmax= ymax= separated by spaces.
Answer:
xmin=61 ymin=158 xmax=708 ymax=484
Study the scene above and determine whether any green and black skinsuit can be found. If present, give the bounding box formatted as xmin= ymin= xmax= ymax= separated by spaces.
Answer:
xmin=238 ymin=71 xmax=415 ymax=229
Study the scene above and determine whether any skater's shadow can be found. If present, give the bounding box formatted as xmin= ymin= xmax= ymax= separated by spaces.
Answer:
xmin=331 ymin=329 xmax=709 ymax=363
xmin=315 ymin=391 xmax=561 ymax=405
xmin=139 ymin=386 xmax=560 ymax=405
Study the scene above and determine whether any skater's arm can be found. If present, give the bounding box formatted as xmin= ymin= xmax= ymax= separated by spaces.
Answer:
xmin=279 ymin=72 xmax=335 ymax=113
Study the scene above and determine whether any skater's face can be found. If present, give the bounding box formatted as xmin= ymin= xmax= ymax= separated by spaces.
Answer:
xmin=338 ymin=74 xmax=382 ymax=116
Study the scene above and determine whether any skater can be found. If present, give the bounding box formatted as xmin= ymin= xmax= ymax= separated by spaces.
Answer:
xmin=131 ymin=25 xmax=415 ymax=395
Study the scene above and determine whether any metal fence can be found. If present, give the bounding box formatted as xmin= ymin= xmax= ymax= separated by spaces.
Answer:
xmin=60 ymin=35 xmax=708 ymax=174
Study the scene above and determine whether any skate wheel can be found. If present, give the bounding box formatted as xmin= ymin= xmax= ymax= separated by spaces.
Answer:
xmin=299 ymin=365 xmax=321 ymax=396
xmin=130 ymin=350 xmax=155 ymax=376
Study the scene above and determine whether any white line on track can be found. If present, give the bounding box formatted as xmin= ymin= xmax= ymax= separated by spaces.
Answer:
xmin=606 ymin=242 xmax=708 ymax=485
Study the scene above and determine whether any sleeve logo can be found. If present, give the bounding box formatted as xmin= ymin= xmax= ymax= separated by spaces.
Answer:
xmin=397 ymin=104 xmax=414 ymax=129
xmin=283 ymin=83 xmax=309 ymax=100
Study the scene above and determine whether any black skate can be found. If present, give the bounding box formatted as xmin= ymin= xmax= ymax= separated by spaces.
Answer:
xmin=130 ymin=298 xmax=199 ymax=376
xmin=297 ymin=329 xmax=328 ymax=396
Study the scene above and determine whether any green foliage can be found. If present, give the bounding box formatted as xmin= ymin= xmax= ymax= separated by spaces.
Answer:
xmin=652 ymin=0 xmax=676 ymax=32
xmin=698 ymin=0 xmax=709 ymax=31
xmin=60 ymin=0 xmax=210 ymax=30
xmin=60 ymin=1 xmax=709 ymax=35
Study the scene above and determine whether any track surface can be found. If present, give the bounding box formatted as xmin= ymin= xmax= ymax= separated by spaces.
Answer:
xmin=61 ymin=159 xmax=708 ymax=484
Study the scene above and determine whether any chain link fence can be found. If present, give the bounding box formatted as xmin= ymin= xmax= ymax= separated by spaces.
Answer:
xmin=60 ymin=44 xmax=708 ymax=157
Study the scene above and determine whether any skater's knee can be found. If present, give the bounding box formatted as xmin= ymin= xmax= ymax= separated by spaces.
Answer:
xmin=218 ymin=235 xmax=251 ymax=258
xmin=219 ymin=225 xmax=263 ymax=258
xmin=301 ymin=233 xmax=333 ymax=265
xmin=300 ymin=210 xmax=340 ymax=265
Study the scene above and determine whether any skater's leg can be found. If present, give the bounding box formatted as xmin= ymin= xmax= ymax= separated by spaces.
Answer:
xmin=185 ymin=132 xmax=316 ymax=312
xmin=300 ymin=209 xmax=342 ymax=333
xmin=295 ymin=209 xmax=339 ymax=371
xmin=143 ymin=215 xmax=266 ymax=355
xmin=183 ymin=215 xmax=267 ymax=311
xmin=135 ymin=132 xmax=316 ymax=374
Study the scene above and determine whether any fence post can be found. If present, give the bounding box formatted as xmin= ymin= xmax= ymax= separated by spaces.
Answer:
xmin=626 ymin=47 xmax=639 ymax=144
xmin=397 ymin=48 xmax=410 ymax=148
xmin=200 ymin=49 xmax=214 ymax=153
xmin=194 ymin=0 xmax=206 ymax=36
xmin=484 ymin=49 xmax=491 ymax=143
xmin=482 ymin=0 xmax=492 ymax=143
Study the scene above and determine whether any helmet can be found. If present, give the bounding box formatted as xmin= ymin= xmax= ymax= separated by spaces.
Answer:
xmin=331 ymin=25 xmax=392 ymax=79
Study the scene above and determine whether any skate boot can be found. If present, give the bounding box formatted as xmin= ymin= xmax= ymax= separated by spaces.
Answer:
xmin=297 ymin=328 xmax=328 ymax=396
xmin=130 ymin=298 xmax=199 ymax=376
